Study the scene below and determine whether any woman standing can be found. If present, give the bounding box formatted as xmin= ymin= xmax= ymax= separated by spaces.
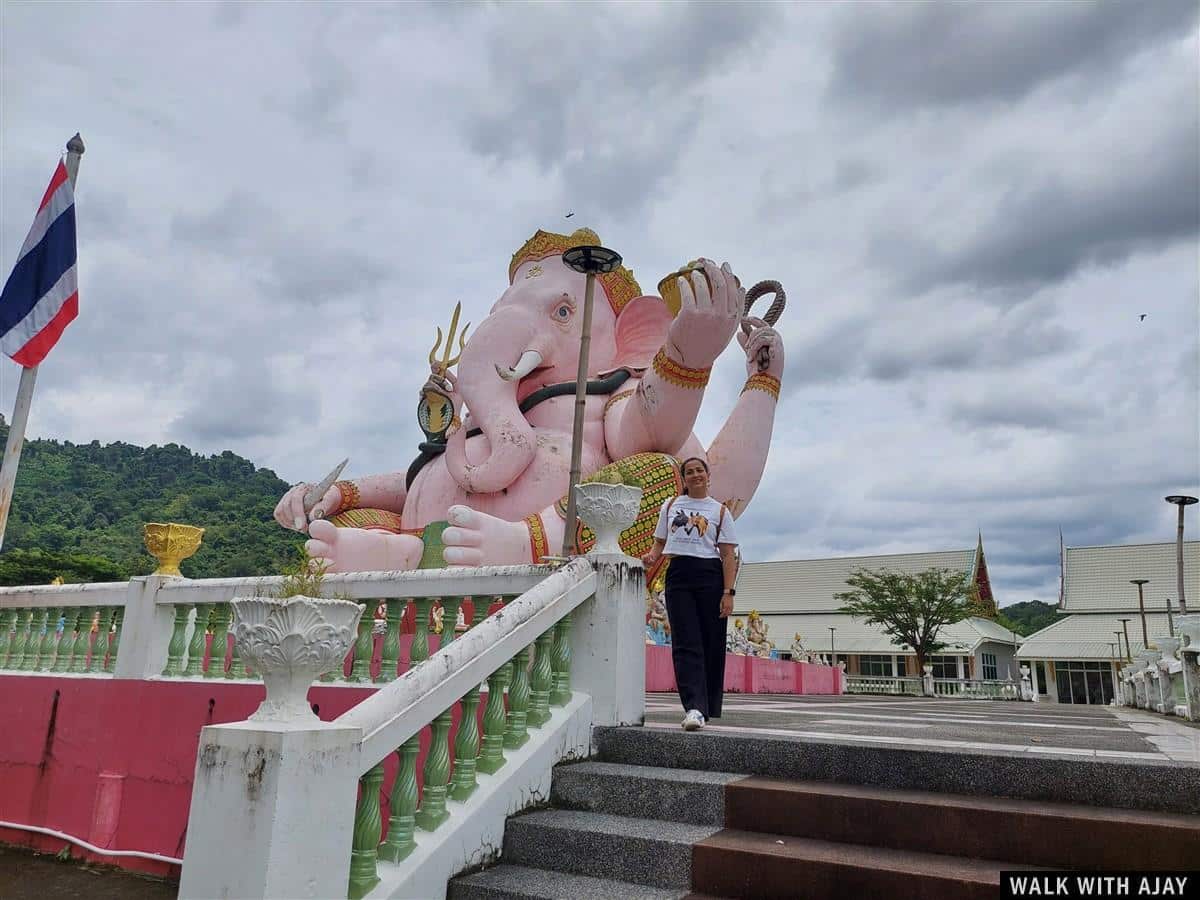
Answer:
xmin=641 ymin=457 xmax=739 ymax=731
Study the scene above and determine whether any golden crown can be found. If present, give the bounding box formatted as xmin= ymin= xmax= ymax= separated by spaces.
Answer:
xmin=509 ymin=228 xmax=643 ymax=315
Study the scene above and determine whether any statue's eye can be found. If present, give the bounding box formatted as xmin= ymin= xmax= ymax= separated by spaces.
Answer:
xmin=554 ymin=302 xmax=573 ymax=321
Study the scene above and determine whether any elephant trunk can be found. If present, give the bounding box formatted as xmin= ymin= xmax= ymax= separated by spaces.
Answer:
xmin=444 ymin=314 xmax=540 ymax=494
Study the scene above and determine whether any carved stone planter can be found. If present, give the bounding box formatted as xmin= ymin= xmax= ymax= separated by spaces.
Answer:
xmin=574 ymin=483 xmax=643 ymax=557
xmin=1177 ymin=615 xmax=1200 ymax=654
xmin=231 ymin=597 xmax=364 ymax=723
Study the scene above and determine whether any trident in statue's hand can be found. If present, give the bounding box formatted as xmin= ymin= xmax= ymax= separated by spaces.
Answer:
xmin=428 ymin=301 xmax=470 ymax=384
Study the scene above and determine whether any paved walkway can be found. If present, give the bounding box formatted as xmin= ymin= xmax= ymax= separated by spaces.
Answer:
xmin=646 ymin=692 xmax=1200 ymax=764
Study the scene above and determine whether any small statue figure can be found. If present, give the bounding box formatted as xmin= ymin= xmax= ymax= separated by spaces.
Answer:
xmin=727 ymin=618 xmax=754 ymax=655
xmin=745 ymin=609 xmax=775 ymax=658
xmin=646 ymin=588 xmax=670 ymax=645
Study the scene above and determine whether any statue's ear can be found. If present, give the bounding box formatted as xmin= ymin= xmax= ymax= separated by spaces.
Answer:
xmin=613 ymin=295 xmax=673 ymax=370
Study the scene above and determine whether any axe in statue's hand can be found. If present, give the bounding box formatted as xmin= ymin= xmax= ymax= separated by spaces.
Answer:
xmin=303 ymin=458 xmax=349 ymax=520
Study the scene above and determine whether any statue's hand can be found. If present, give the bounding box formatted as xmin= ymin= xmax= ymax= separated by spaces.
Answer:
xmin=737 ymin=316 xmax=785 ymax=379
xmin=424 ymin=368 xmax=462 ymax=420
xmin=273 ymin=482 xmax=344 ymax=533
xmin=664 ymin=259 xmax=745 ymax=369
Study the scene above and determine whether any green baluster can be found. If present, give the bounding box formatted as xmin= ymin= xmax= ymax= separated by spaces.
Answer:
xmin=225 ymin=609 xmax=249 ymax=680
xmin=550 ymin=613 xmax=573 ymax=706
xmin=28 ymin=608 xmax=51 ymax=671
xmin=496 ymin=598 xmax=513 ymax=688
xmin=349 ymin=608 xmax=374 ymax=683
xmin=52 ymin=608 xmax=79 ymax=672
xmin=410 ymin=598 xmax=433 ymax=665
xmin=378 ymin=599 xmax=404 ymax=683
xmin=347 ymin=762 xmax=384 ymax=900
xmin=183 ymin=604 xmax=212 ymax=677
xmin=476 ymin=662 xmax=509 ymax=774
xmin=70 ymin=608 xmax=94 ymax=673
xmin=12 ymin=609 xmax=35 ymax=670
xmin=527 ymin=629 xmax=553 ymax=727
xmin=440 ymin=596 xmax=462 ymax=646
xmin=38 ymin=608 xmax=63 ymax=671
xmin=205 ymin=605 xmax=229 ymax=678
xmin=0 ymin=608 xmax=16 ymax=668
xmin=415 ymin=710 xmax=452 ymax=831
xmin=378 ymin=737 xmax=419 ymax=863
xmin=104 ymin=609 xmax=123 ymax=673
xmin=90 ymin=607 xmax=115 ymax=673
xmin=503 ymin=648 xmax=531 ymax=750
xmin=162 ymin=604 xmax=191 ymax=676
xmin=450 ymin=686 xmax=481 ymax=801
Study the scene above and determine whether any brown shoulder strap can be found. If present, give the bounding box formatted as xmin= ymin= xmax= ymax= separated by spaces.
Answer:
xmin=715 ymin=503 xmax=726 ymax=543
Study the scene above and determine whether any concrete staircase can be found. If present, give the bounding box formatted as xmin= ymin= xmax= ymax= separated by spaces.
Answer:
xmin=449 ymin=726 xmax=1200 ymax=899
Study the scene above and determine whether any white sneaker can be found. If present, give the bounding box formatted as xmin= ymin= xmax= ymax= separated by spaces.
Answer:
xmin=682 ymin=709 xmax=705 ymax=731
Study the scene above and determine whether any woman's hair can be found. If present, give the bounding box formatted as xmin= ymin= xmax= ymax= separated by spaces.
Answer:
xmin=680 ymin=456 xmax=710 ymax=496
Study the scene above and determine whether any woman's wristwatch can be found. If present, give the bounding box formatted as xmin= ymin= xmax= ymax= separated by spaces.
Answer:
xmin=723 ymin=588 xmax=736 ymax=595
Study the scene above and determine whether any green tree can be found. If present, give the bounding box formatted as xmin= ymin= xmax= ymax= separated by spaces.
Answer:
xmin=835 ymin=567 xmax=979 ymax=673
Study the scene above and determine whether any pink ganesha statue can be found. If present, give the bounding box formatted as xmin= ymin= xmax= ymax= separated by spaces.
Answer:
xmin=274 ymin=228 xmax=786 ymax=575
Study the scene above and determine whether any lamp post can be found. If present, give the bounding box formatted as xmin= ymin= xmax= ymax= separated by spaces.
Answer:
xmin=559 ymin=244 xmax=623 ymax=556
xmin=1118 ymin=618 xmax=1133 ymax=661
xmin=1165 ymin=495 xmax=1197 ymax=614
xmin=1114 ymin=631 xmax=1126 ymax=665
xmin=1130 ymin=579 xmax=1150 ymax=649
xmin=828 ymin=626 xmax=836 ymax=667
xmin=1165 ymin=597 xmax=1175 ymax=637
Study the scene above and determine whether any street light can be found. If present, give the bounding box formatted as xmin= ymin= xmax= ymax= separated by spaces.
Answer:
xmin=559 ymin=244 xmax=623 ymax=556
xmin=1165 ymin=495 xmax=1197 ymax=614
xmin=828 ymin=626 xmax=837 ymax=666
xmin=1118 ymin=618 xmax=1133 ymax=661
xmin=1130 ymin=579 xmax=1149 ymax=649
xmin=1165 ymin=597 xmax=1175 ymax=637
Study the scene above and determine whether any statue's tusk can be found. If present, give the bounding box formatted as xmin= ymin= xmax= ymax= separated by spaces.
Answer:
xmin=495 ymin=349 xmax=543 ymax=382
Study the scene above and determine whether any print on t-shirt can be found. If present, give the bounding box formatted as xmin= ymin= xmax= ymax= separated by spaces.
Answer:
xmin=655 ymin=495 xmax=738 ymax=560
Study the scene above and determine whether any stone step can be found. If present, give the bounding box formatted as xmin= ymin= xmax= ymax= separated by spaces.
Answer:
xmin=725 ymin=777 xmax=1200 ymax=871
xmin=691 ymin=830 xmax=1017 ymax=900
xmin=448 ymin=863 xmax=688 ymax=900
xmin=501 ymin=809 xmax=719 ymax=889
xmin=550 ymin=761 xmax=741 ymax=826
xmin=594 ymin=725 xmax=1200 ymax=814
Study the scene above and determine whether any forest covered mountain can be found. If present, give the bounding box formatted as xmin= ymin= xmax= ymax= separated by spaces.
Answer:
xmin=997 ymin=600 xmax=1062 ymax=636
xmin=0 ymin=422 xmax=303 ymax=585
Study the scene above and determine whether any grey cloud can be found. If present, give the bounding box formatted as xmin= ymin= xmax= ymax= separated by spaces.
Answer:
xmin=828 ymin=0 xmax=1199 ymax=109
xmin=946 ymin=393 xmax=1099 ymax=433
xmin=169 ymin=359 xmax=310 ymax=445
xmin=898 ymin=119 xmax=1200 ymax=293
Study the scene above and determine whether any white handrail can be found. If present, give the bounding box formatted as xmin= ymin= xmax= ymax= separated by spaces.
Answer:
xmin=0 ymin=581 xmax=127 ymax=608
xmin=340 ymin=558 xmax=596 ymax=766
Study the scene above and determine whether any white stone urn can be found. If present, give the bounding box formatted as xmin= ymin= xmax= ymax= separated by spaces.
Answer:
xmin=1177 ymin=614 xmax=1200 ymax=654
xmin=574 ymin=483 xmax=643 ymax=557
xmin=1158 ymin=636 xmax=1182 ymax=664
xmin=231 ymin=596 xmax=365 ymax=723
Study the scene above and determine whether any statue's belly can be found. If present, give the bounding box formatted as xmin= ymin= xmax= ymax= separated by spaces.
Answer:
xmin=403 ymin=428 xmax=610 ymax=529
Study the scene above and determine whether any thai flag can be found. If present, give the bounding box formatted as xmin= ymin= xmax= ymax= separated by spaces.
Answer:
xmin=0 ymin=161 xmax=78 ymax=367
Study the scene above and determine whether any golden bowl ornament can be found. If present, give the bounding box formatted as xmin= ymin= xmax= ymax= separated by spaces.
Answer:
xmin=656 ymin=260 xmax=711 ymax=318
xmin=143 ymin=523 xmax=205 ymax=577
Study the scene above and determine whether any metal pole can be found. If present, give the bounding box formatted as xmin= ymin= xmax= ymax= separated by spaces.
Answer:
xmin=0 ymin=134 xmax=84 ymax=552
xmin=1166 ymin=597 xmax=1175 ymax=637
xmin=1119 ymin=619 xmax=1133 ymax=661
xmin=559 ymin=271 xmax=597 ymax=556
xmin=829 ymin=626 xmax=836 ymax=665
xmin=1132 ymin=579 xmax=1149 ymax=649
xmin=1166 ymin=496 xmax=1196 ymax=614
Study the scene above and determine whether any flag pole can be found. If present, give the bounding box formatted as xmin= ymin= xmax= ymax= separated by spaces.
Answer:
xmin=0 ymin=133 xmax=85 ymax=552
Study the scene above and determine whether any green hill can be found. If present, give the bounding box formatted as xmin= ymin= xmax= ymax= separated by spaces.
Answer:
xmin=998 ymin=599 xmax=1062 ymax=637
xmin=0 ymin=424 xmax=303 ymax=585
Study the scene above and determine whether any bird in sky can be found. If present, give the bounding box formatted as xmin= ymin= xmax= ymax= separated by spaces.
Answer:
xmin=565 ymin=212 xmax=574 ymax=218
xmin=1139 ymin=314 xmax=1147 ymax=321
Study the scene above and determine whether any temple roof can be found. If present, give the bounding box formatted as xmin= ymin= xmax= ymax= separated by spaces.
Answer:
xmin=1060 ymin=541 xmax=1198 ymax=613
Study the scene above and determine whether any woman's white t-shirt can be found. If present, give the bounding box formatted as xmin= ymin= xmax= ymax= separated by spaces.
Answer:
xmin=653 ymin=495 xmax=738 ymax=559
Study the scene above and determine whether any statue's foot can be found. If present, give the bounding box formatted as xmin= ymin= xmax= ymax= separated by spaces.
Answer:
xmin=443 ymin=505 xmax=533 ymax=566
xmin=306 ymin=519 xmax=423 ymax=573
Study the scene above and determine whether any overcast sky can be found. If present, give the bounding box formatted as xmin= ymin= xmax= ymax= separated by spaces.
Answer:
xmin=2 ymin=1 xmax=1197 ymax=607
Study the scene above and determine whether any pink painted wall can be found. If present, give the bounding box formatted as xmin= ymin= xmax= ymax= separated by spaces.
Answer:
xmin=645 ymin=644 xmax=842 ymax=696
xmin=0 ymin=674 xmax=477 ymax=879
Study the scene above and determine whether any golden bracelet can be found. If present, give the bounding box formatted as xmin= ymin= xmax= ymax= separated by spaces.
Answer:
xmin=742 ymin=373 xmax=781 ymax=399
xmin=652 ymin=348 xmax=711 ymax=390
xmin=334 ymin=480 xmax=361 ymax=512
xmin=525 ymin=513 xmax=550 ymax=563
